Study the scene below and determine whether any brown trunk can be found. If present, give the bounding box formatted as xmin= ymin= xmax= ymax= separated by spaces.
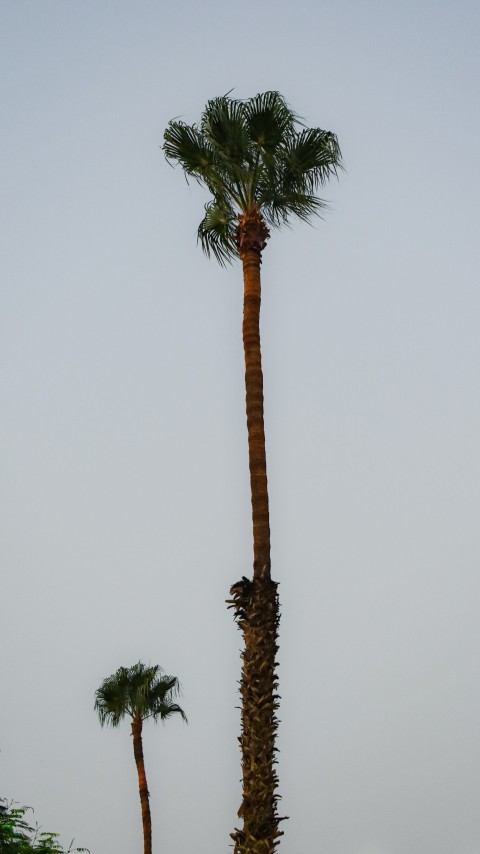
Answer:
xmin=228 ymin=209 xmax=285 ymax=854
xmin=131 ymin=716 xmax=152 ymax=854
xmin=240 ymin=241 xmax=271 ymax=580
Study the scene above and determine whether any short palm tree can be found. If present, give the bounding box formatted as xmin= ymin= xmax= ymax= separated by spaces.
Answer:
xmin=164 ymin=91 xmax=341 ymax=854
xmin=94 ymin=662 xmax=187 ymax=854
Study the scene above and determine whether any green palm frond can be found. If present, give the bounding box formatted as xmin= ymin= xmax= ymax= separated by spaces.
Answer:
xmin=94 ymin=666 xmax=132 ymax=727
xmin=165 ymin=118 xmax=247 ymax=206
xmin=197 ymin=197 xmax=238 ymax=266
xmin=282 ymin=128 xmax=342 ymax=192
xmin=156 ymin=701 xmax=188 ymax=724
xmin=244 ymin=91 xmax=296 ymax=153
xmin=200 ymin=95 xmax=250 ymax=165
xmin=263 ymin=191 xmax=327 ymax=228
xmin=163 ymin=121 xmax=219 ymax=188
xmin=146 ymin=674 xmax=188 ymax=723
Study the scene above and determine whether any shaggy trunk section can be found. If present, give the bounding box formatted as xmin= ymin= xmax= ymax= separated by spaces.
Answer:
xmin=228 ymin=209 xmax=285 ymax=854
xmin=228 ymin=576 xmax=283 ymax=854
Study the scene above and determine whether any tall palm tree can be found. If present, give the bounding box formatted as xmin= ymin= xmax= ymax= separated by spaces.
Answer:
xmin=164 ymin=91 xmax=341 ymax=854
xmin=94 ymin=662 xmax=187 ymax=854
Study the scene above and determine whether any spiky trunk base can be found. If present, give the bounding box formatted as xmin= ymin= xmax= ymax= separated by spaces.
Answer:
xmin=228 ymin=576 xmax=286 ymax=854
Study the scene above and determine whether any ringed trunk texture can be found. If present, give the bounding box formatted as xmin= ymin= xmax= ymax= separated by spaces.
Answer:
xmin=228 ymin=210 xmax=285 ymax=854
xmin=240 ymin=241 xmax=271 ymax=581
xmin=131 ymin=716 xmax=152 ymax=854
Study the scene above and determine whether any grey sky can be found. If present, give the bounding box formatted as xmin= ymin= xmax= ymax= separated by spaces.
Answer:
xmin=1 ymin=1 xmax=479 ymax=853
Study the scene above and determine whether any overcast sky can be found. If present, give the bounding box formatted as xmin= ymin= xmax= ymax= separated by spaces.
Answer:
xmin=1 ymin=2 xmax=480 ymax=853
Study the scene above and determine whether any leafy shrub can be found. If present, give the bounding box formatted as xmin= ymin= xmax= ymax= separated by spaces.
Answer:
xmin=0 ymin=799 xmax=88 ymax=853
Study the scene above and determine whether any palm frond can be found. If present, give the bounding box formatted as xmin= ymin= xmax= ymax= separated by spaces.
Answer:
xmin=150 ymin=674 xmax=179 ymax=703
xmin=164 ymin=118 xmax=247 ymax=206
xmin=261 ymin=190 xmax=327 ymax=228
xmin=159 ymin=702 xmax=188 ymax=724
xmin=256 ymin=126 xmax=341 ymax=224
xmin=197 ymin=198 xmax=238 ymax=266
xmin=200 ymin=95 xmax=250 ymax=165
xmin=163 ymin=121 xmax=218 ymax=186
xmin=244 ymin=91 xmax=296 ymax=153
xmin=283 ymin=128 xmax=342 ymax=192
xmin=94 ymin=666 xmax=132 ymax=727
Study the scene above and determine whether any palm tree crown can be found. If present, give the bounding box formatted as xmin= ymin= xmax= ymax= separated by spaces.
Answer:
xmin=94 ymin=661 xmax=187 ymax=728
xmin=163 ymin=90 xmax=342 ymax=265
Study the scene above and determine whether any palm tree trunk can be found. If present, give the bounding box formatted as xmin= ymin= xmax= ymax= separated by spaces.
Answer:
xmin=241 ymin=243 xmax=271 ymax=580
xmin=131 ymin=716 xmax=152 ymax=854
xmin=229 ymin=574 xmax=282 ymax=854
xmin=229 ymin=210 xmax=284 ymax=854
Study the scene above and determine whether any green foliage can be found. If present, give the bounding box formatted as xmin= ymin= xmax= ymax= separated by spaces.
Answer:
xmin=164 ymin=90 xmax=343 ymax=265
xmin=0 ymin=799 xmax=88 ymax=853
xmin=94 ymin=661 xmax=187 ymax=728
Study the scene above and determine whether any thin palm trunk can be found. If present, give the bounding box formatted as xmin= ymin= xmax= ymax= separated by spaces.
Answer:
xmin=131 ymin=716 xmax=152 ymax=854
xmin=229 ymin=210 xmax=283 ymax=854
xmin=241 ymin=243 xmax=270 ymax=579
